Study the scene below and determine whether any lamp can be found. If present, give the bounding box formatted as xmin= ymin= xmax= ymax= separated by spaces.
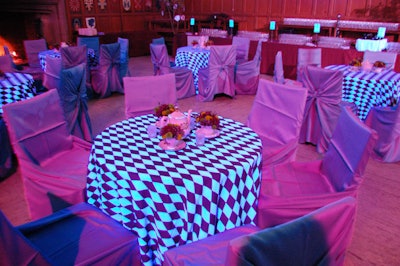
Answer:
xmin=228 ymin=19 xmax=234 ymax=36
xmin=269 ymin=20 xmax=277 ymax=42
xmin=190 ymin=17 xmax=196 ymax=34
xmin=377 ymin=27 xmax=386 ymax=39
xmin=312 ymin=23 xmax=320 ymax=45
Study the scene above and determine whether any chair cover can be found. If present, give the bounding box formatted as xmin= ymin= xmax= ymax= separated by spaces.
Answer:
xmin=363 ymin=51 xmax=397 ymax=69
xmin=59 ymin=63 xmax=93 ymax=142
xmin=298 ymin=65 xmax=344 ymax=153
xmin=150 ymin=44 xmax=195 ymax=99
xmin=257 ymin=106 xmax=376 ymax=228
xmin=0 ymin=203 xmax=141 ymax=265
xmin=23 ymin=39 xmax=47 ymax=69
xmin=42 ymin=54 xmax=61 ymax=90
xmin=234 ymin=40 xmax=262 ymax=95
xmin=118 ymin=37 xmax=130 ymax=78
xmin=152 ymin=37 xmax=166 ymax=44
xmin=197 ymin=45 xmax=236 ymax=102
xmin=77 ymin=35 xmax=100 ymax=67
xmin=297 ymin=48 xmax=321 ymax=82
xmin=364 ymin=104 xmax=400 ymax=162
xmin=163 ymin=197 xmax=356 ymax=266
xmin=247 ymin=79 xmax=307 ymax=165
xmin=2 ymin=89 xmax=92 ymax=220
xmin=0 ymin=119 xmax=16 ymax=180
xmin=91 ymin=43 xmax=123 ymax=98
xmin=0 ymin=55 xmax=15 ymax=72
xmin=232 ymin=36 xmax=251 ymax=62
xmin=124 ymin=74 xmax=177 ymax=118
xmin=273 ymin=50 xmax=285 ymax=84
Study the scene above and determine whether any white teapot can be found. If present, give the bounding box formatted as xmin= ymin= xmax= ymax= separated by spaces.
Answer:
xmin=159 ymin=109 xmax=192 ymax=137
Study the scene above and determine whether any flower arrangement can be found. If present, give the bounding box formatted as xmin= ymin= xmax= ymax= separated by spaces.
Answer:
xmin=196 ymin=111 xmax=220 ymax=129
xmin=160 ymin=123 xmax=184 ymax=140
xmin=154 ymin=104 xmax=175 ymax=118
xmin=373 ymin=60 xmax=386 ymax=68
xmin=191 ymin=40 xmax=199 ymax=46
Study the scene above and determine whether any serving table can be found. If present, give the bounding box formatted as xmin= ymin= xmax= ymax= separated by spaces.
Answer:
xmin=326 ymin=64 xmax=400 ymax=120
xmin=175 ymin=46 xmax=210 ymax=90
xmin=86 ymin=114 xmax=262 ymax=266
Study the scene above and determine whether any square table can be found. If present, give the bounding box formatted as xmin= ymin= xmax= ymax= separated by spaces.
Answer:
xmin=86 ymin=114 xmax=262 ymax=266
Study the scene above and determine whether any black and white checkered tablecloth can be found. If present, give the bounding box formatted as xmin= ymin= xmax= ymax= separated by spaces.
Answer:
xmin=38 ymin=48 xmax=97 ymax=71
xmin=326 ymin=65 xmax=400 ymax=120
xmin=0 ymin=72 xmax=35 ymax=117
xmin=175 ymin=46 xmax=210 ymax=91
xmin=86 ymin=114 xmax=262 ymax=266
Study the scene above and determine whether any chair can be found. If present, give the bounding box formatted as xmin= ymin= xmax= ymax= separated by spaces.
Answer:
xmin=298 ymin=65 xmax=344 ymax=153
xmin=0 ymin=55 xmax=15 ymax=73
xmin=364 ymin=103 xmax=400 ymax=162
xmin=0 ymin=202 xmax=141 ymax=265
xmin=297 ymin=48 xmax=321 ymax=83
xmin=232 ymin=36 xmax=251 ymax=62
xmin=91 ymin=42 xmax=123 ymax=98
xmin=234 ymin=40 xmax=262 ymax=95
xmin=273 ymin=50 xmax=285 ymax=84
xmin=22 ymin=39 xmax=47 ymax=80
xmin=58 ymin=63 xmax=93 ymax=142
xmin=2 ymin=89 xmax=92 ymax=220
xmin=386 ymin=42 xmax=400 ymax=53
xmin=363 ymin=50 xmax=397 ymax=69
xmin=197 ymin=45 xmax=236 ymax=102
xmin=124 ymin=73 xmax=177 ymax=118
xmin=42 ymin=54 xmax=61 ymax=90
xmin=257 ymin=106 xmax=376 ymax=229
xmin=150 ymin=44 xmax=195 ymax=99
xmin=247 ymin=79 xmax=307 ymax=165
xmin=163 ymin=197 xmax=357 ymax=266
xmin=118 ymin=37 xmax=130 ymax=78
xmin=152 ymin=37 xmax=166 ymax=44
xmin=77 ymin=35 xmax=100 ymax=68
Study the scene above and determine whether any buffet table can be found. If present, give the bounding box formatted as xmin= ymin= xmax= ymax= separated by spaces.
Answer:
xmin=326 ymin=65 xmax=400 ymax=120
xmin=86 ymin=114 xmax=262 ymax=266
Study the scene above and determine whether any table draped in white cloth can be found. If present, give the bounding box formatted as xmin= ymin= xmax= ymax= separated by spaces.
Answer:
xmin=175 ymin=46 xmax=210 ymax=90
xmin=0 ymin=72 xmax=35 ymax=116
xmin=326 ymin=65 xmax=400 ymax=120
xmin=86 ymin=114 xmax=262 ymax=266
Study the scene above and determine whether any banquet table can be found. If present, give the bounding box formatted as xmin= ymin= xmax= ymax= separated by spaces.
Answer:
xmin=0 ymin=72 xmax=35 ymax=179
xmin=175 ymin=46 xmax=210 ymax=90
xmin=86 ymin=114 xmax=262 ymax=266
xmin=326 ymin=64 xmax=400 ymax=120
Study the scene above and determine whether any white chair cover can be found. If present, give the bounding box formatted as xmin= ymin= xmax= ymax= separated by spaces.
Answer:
xmin=42 ymin=55 xmax=61 ymax=90
xmin=124 ymin=74 xmax=177 ymax=118
xmin=297 ymin=48 xmax=322 ymax=82
xmin=0 ymin=55 xmax=15 ymax=73
xmin=197 ymin=45 xmax=236 ymax=102
xmin=232 ymin=36 xmax=251 ymax=62
xmin=273 ymin=50 xmax=285 ymax=84
xmin=23 ymin=39 xmax=47 ymax=69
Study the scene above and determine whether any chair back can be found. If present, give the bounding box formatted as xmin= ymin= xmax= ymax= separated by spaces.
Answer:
xmin=43 ymin=55 xmax=62 ymax=90
xmin=77 ymin=36 xmax=100 ymax=67
xmin=232 ymin=36 xmax=250 ymax=61
xmin=118 ymin=37 xmax=130 ymax=78
xmin=227 ymin=197 xmax=357 ymax=266
xmin=60 ymin=45 xmax=87 ymax=69
xmin=59 ymin=63 xmax=92 ymax=142
xmin=0 ymin=210 xmax=52 ymax=265
xmin=299 ymin=65 xmax=344 ymax=153
xmin=2 ymin=89 xmax=72 ymax=165
xmin=322 ymin=106 xmax=376 ymax=192
xmin=274 ymin=51 xmax=285 ymax=84
xmin=297 ymin=48 xmax=321 ymax=82
xmin=0 ymin=55 xmax=15 ymax=72
xmin=152 ymin=37 xmax=165 ymax=45
xmin=363 ymin=51 xmax=397 ymax=69
xmin=23 ymin=39 xmax=47 ymax=69
xmin=149 ymin=43 xmax=170 ymax=75
xmin=247 ymin=79 xmax=307 ymax=165
xmin=124 ymin=74 xmax=177 ymax=118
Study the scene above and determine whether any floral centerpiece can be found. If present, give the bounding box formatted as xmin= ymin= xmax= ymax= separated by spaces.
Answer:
xmin=160 ymin=123 xmax=184 ymax=146
xmin=196 ymin=111 xmax=220 ymax=129
xmin=349 ymin=57 xmax=362 ymax=67
xmin=154 ymin=103 xmax=176 ymax=118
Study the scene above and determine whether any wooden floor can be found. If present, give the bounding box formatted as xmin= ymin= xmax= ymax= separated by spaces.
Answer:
xmin=0 ymin=56 xmax=399 ymax=265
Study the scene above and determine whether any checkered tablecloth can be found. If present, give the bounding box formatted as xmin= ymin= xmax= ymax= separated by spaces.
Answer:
xmin=326 ymin=65 xmax=400 ymax=120
xmin=175 ymin=46 xmax=210 ymax=90
xmin=0 ymin=72 xmax=35 ymax=117
xmin=86 ymin=114 xmax=262 ymax=266
xmin=38 ymin=48 xmax=97 ymax=71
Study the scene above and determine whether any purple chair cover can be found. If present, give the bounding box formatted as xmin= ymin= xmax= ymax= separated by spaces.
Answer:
xmin=0 ymin=55 xmax=15 ymax=73
xmin=234 ymin=40 xmax=262 ymax=95
xmin=232 ymin=36 xmax=251 ymax=62
xmin=124 ymin=74 xmax=177 ymax=118
xmin=91 ymin=43 xmax=123 ymax=98
xmin=59 ymin=63 xmax=93 ymax=142
xmin=77 ymin=36 xmax=100 ymax=67
xmin=197 ymin=45 xmax=236 ymax=102
xmin=22 ymin=39 xmax=47 ymax=80
xmin=118 ymin=37 xmax=130 ymax=78
xmin=257 ymin=106 xmax=376 ymax=228
xmin=299 ymin=65 xmax=344 ymax=153
xmin=2 ymin=90 xmax=92 ymax=220
xmin=150 ymin=44 xmax=195 ymax=99
xmin=0 ymin=202 xmax=141 ymax=265
xmin=364 ymin=104 xmax=400 ymax=162
xmin=163 ymin=197 xmax=356 ymax=266
xmin=0 ymin=119 xmax=16 ymax=180
xmin=297 ymin=48 xmax=322 ymax=83
xmin=247 ymin=79 xmax=307 ymax=165
xmin=273 ymin=51 xmax=285 ymax=84
xmin=42 ymin=54 xmax=61 ymax=90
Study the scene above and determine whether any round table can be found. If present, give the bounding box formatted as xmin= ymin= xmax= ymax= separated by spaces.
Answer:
xmin=86 ymin=114 xmax=262 ymax=266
